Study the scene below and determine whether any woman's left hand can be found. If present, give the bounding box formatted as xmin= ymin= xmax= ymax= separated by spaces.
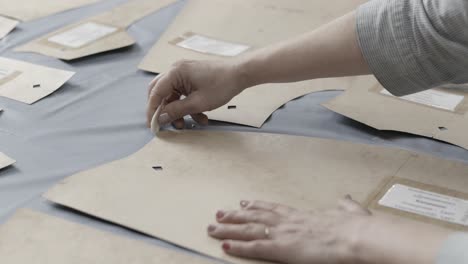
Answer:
xmin=207 ymin=196 xmax=371 ymax=264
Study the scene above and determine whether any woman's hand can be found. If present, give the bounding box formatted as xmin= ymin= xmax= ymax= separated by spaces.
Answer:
xmin=208 ymin=196 xmax=370 ymax=264
xmin=145 ymin=11 xmax=371 ymax=130
xmin=147 ymin=60 xmax=247 ymax=129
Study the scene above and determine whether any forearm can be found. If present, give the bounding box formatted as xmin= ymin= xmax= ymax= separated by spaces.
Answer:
xmin=236 ymin=11 xmax=370 ymax=89
xmin=353 ymin=215 xmax=452 ymax=264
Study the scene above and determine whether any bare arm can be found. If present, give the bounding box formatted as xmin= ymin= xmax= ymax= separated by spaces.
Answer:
xmin=355 ymin=215 xmax=451 ymax=264
xmin=148 ymin=0 xmax=468 ymax=125
xmin=147 ymin=11 xmax=368 ymax=127
xmin=238 ymin=12 xmax=370 ymax=88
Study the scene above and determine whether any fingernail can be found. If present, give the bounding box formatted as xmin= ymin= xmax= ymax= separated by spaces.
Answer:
xmin=158 ymin=113 xmax=171 ymax=126
xmin=207 ymin=225 xmax=216 ymax=232
xmin=216 ymin=211 xmax=225 ymax=219
xmin=222 ymin=242 xmax=230 ymax=251
xmin=240 ymin=200 xmax=249 ymax=208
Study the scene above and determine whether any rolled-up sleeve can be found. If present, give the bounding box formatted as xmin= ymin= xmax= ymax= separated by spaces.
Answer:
xmin=356 ymin=0 xmax=468 ymax=96
xmin=437 ymin=233 xmax=468 ymax=264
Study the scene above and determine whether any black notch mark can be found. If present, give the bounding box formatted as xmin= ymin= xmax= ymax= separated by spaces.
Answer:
xmin=33 ymin=84 xmax=41 ymax=88
xmin=438 ymin=127 xmax=448 ymax=131
xmin=152 ymin=166 xmax=163 ymax=171
xmin=227 ymin=105 xmax=237 ymax=110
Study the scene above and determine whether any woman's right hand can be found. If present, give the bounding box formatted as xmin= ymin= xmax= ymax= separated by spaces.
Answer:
xmin=147 ymin=60 xmax=247 ymax=129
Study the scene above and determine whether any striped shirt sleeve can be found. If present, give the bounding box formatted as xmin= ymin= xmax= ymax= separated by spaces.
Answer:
xmin=356 ymin=0 xmax=468 ymax=96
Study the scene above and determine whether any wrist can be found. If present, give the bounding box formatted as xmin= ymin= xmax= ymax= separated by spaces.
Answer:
xmin=231 ymin=57 xmax=254 ymax=93
xmin=341 ymin=215 xmax=373 ymax=264
xmin=349 ymin=215 xmax=452 ymax=264
xmin=231 ymin=51 xmax=268 ymax=92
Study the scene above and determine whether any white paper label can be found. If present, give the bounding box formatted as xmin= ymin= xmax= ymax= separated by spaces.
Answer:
xmin=0 ymin=68 xmax=14 ymax=81
xmin=381 ymin=89 xmax=464 ymax=111
xmin=176 ymin=35 xmax=250 ymax=57
xmin=48 ymin=22 xmax=118 ymax=48
xmin=379 ymin=184 xmax=468 ymax=226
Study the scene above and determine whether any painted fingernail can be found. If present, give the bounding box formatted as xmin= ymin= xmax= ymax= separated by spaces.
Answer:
xmin=158 ymin=113 xmax=171 ymax=126
xmin=240 ymin=200 xmax=249 ymax=208
xmin=207 ymin=225 xmax=216 ymax=232
xmin=222 ymin=242 xmax=230 ymax=251
xmin=216 ymin=211 xmax=225 ymax=219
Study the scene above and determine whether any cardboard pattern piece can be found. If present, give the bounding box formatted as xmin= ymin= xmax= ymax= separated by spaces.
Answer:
xmin=208 ymin=76 xmax=378 ymax=127
xmin=0 ymin=15 xmax=18 ymax=39
xmin=324 ymin=83 xmax=468 ymax=150
xmin=0 ymin=0 xmax=100 ymax=21
xmin=139 ymin=0 xmax=370 ymax=127
xmin=0 ymin=209 xmax=214 ymax=264
xmin=45 ymin=131 xmax=468 ymax=264
xmin=0 ymin=57 xmax=75 ymax=104
xmin=15 ymin=0 xmax=177 ymax=60
xmin=0 ymin=152 xmax=15 ymax=169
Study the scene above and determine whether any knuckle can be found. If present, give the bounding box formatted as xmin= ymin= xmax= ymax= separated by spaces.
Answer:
xmin=245 ymin=200 xmax=261 ymax=210
xmin=172 ymin=59 xmax=194 ymax=71
xmin=151 ymin=88 xmax=164 ymax=99
xmin=211 ymin=227 xmax=222 ymax=237
xmin=150 ymin=83 xmax=169 ymax=99
xmin=147 ymin=83 xmax=154 ymax=94
xmin=235 ymin=211 xmax=248 ymax=221
xmin=190 ymin=96 xmax=205 ymax=111
xmin=185 ymin=101 xmax=201 ymax=114
xmin=278 ymin=224 xmax=300 ymax=235
xmin=268 ymin=240 xmax=282 ymax=252
xmin=249 ymin=241 xmax=268 ymax=256
xmin=243 ymin=223 xmax=256 ymax=234
xmin=271 ymin=204 xmax=282 ymax=212
xmin=250 ymin=211 xmax=264 ymax=222
xmin=173 ymin=59 xmax=189 ymax=66
xmin=172 ymin=60 xmax=185 ymax=68
xmin=224 ymin=210 xmax=238 ymax=221
xmin=165 ymin=67 xmax=179 ymax=81
xmin=288 ymin=214 xmax=306 ymax=224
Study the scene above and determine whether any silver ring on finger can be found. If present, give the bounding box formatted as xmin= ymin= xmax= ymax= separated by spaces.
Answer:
xmin=264 ymin=226 xmax=271 ymax=239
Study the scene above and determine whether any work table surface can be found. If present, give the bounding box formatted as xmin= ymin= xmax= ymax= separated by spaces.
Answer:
xmin=0 ymin=0 xmax=467 ymax=261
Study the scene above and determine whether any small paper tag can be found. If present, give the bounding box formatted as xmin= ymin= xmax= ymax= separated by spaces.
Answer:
xmin=0 ymin=15 xmax=18 ymax=39
xmin=150 ymin=105 xmax=164 ymax=136
xmin=379 ymin=184 xmax=468 ymax=226
xmin=0 ymin=152 xmax=15 ymax=169
xmin=176 ymin=34 xmax=250 ymax=57
xmin=381 ymin=89 xmax=464 ymax=111
xmin=48 ymin=22 xmax=118 ymax=48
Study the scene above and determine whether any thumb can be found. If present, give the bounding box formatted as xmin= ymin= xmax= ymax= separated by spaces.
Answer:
xmin=159 ymin=96 xmax=202 ymax=125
